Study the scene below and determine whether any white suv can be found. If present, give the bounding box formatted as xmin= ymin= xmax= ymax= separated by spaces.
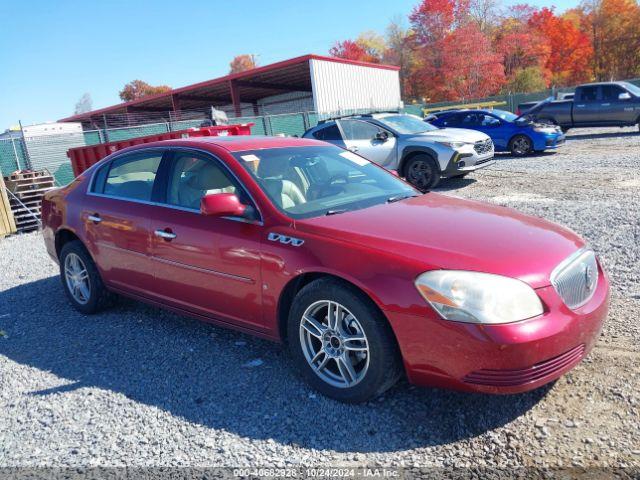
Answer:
xmin=303 ymin=113 xmax=494 ymax=190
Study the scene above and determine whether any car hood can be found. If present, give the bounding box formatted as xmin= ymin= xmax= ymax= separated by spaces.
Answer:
xmin=296 ymin=193 xmax=584 ymax=288
xmin=516 ymin=97 xmax=554 ymax=120
xmin=406 ymin=127 xmax=489 ymax=143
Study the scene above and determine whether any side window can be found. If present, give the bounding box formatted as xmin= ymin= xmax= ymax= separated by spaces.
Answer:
xmin=579 ymin=86 xmax=598 ymax=102
xmin=100 ymin=152 xmax=162 ymax=201
xmin=313 ymin=124 xmax=342 ymax=141
xmin=443 ymin=113 xmax=461 ymax=126
xmin=481 ymin=114 xmax=500 ymax=126
xmin=601 ymin=85 xmax=625 ymax=102
xmin=462 ymin=113 xmax=481 ymax=126
xmin=339 ymin=120 xmax=381 ymax=141
xmin=166 ymin=153 xmax=237 ymax=210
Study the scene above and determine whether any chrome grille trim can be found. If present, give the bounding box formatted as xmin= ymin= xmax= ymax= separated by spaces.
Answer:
xmin=474 ymin=139 xmax=493 ymax=155
xmin=550 ymin=248 xmax=599 ymax=310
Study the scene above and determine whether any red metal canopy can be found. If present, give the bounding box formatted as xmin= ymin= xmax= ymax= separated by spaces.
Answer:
xmin=60 ymin=54 xmax=400 ymax=124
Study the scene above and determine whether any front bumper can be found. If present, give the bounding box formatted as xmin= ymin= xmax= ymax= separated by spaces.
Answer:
xmin=441 ymin=142 xmax=494 ymax=177
xmin=385 ymin=265 xmax=609 ymax=394
xmin=535 ymin=133 xmax=565 ymax=150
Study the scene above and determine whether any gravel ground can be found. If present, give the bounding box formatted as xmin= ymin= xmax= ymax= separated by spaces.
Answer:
xmin=0 ymin=127 xmax=638 ymax=472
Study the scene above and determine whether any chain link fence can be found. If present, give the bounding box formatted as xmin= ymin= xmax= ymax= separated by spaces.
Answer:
xmin=2 ymin=78 xmax=639 ymax=186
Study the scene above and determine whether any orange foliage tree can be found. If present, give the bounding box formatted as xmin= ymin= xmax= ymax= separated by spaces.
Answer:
xmin=119 ymin=80 xmax=171 ymax=102
xmin=229 ymin=55 xmax=257 ymax=74
xmin=578 ymin=0 xmax=640 ymax=80
xmin=528 ymin=7 xmax=594 ymax=85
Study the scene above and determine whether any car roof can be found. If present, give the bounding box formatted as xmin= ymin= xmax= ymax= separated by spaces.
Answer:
xmin=119 ymin=135 xmax=326 ymax=154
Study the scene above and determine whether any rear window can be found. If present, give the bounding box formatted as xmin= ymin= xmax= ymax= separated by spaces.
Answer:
xmin=94 ymin=152 xmax=162 ymax=201
xmin=313 ymin=124 xmax=342 ymax=141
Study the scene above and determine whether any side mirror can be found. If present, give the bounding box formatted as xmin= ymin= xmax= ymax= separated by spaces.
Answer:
xmin=375 ymin=131 xmax=389 ymax=142
xmin=201 ymin=193 xmax=247 ymax=217
xmin=619 ymin=92 xmax=632 ymax=101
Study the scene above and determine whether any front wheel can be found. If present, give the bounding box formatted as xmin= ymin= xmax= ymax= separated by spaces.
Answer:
xmin=287 ymin=278 xmax=402 ymax=403
xmin=404 ymin=154 xmax=440 ymax=190
xmin=509 ymin=135 xmax=533 ymax=156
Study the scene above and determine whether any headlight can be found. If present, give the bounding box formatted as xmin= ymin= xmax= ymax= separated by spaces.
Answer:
xmin=415 ymin=270 xmax=544 ymax=324
xmin=533 ymin=126 xmax=554 ymax=133
xmin=436 ymin=141 xmax=467 ymax=149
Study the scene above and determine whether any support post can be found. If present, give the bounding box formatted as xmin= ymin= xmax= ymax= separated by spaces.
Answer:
xmin=229 ymin=80 xmax=242 ymax=118
xmin=18 ymin=121 xmax=32 ymax=170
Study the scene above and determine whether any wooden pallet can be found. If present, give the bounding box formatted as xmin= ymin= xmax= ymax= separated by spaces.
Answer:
xmin=0 ymin=175 xmax=17 ymax=238
xmin=4 ymin=169 xmax=55 ymax=233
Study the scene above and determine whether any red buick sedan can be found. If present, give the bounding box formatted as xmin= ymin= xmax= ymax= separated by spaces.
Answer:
xmin=42 ymin=136 xmax=609 ymax=402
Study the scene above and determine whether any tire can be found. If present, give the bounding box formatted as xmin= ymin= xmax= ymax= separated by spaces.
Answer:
xmin=59 ymin=240 xmax=113 ymax=314
xmin=509 ymin=135 xmax=533 ymax=156
xmin=561 ymin=127 xmax=570 ymax=134
xmin=287 ymin=278 xmax=402 ymax=403
xmin=404 ymin=154 xmax=440 ymax=191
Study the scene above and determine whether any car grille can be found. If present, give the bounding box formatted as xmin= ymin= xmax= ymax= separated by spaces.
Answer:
xmin=551 ymin=249 xmax=599 ymax=310
xmin=463 ymin=344 xmax=585 ymax=387
xmin=474 ymin=139 xmax=493 ymax=154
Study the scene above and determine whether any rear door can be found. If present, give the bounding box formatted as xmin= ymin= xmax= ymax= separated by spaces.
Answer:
xmin=148 ymin=149 xmax=265 ymax=331
xmin=337 ymin=119 xmax=397 ymax=169
xmin=573 ymin=86 xmax=601 ymax=125
xmin=83 ymin=150 xmax=164 ymax=297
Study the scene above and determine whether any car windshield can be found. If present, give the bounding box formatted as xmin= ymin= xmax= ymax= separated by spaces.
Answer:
xmin=492 ymin=110 xmax=518 ymax=122
xmin=377 ymin=114 xmax=438 ymax=134
xmin=621 ymin=82 xmax=640 ymax=96
xmin=235 ymin=145 xmax=418 ymax=219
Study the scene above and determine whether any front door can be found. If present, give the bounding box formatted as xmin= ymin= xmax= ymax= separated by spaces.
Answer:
xmin=337 ymin=119 xmax=397 ymax=169
xmin=600 ymin=84 xmax=637 ymax=124
xmin=149 ymin=150 xmax=265 ymax=331
xmin=83 ymin=150 xmax=164 ymax=298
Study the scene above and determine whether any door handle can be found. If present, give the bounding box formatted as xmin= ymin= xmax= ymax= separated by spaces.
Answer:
xmin=155 ymin=229 xmax=177 ymax=240
xmin=88 ymin=214 xmax=101 ymax=223
xmin=576 ymin=104 xmax=586 ymax=108
xmin=601 ymin=103 xmax=611 ymax=106
xmin=348 ymin=146 xmax=359 ymax=152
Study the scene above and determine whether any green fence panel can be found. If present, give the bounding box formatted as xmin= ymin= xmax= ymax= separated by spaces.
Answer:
xmin=106 ymin=123 xmax=169 ymax=142
xmin=0 ymin=138 xmax=26 ymax=175
xmin=83 ymin=131 xmax=103 ymax=146
xmin=269 ymin=113 xmax=306 ymax=137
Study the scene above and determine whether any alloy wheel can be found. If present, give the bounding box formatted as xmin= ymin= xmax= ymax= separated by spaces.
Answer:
xmin=64 ymin=252 xmax=91 ymax=305
xmin=512 ymin=136 xmax=531 ymax=155
xmin=407 ymin=160 xmax=433 ymax=190
xmin=299 ymin=300 xmax=370 ymax=388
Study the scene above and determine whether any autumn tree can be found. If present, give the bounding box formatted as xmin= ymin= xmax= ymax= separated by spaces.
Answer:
xmin=438 ymin=22 xmax=506 ymax=99
xmin=528 ymin=7 xmax=594 ymax=85
xmin=329 ymin=39 xmax=381 ymax=63
xmin=579 ymin=0 xmax=640 ymax=80
xmin=408 ymin=0 xmax=505 ymax=101
xmin=229 ymin=54 xmax=258 ymax=74
xmin=383 ymin=18 xmax=417 ymax=97
xmin=493 ymin=11 xmax=552 ymax=91
xmin=119 ymin=80 xmax=171 ymax=102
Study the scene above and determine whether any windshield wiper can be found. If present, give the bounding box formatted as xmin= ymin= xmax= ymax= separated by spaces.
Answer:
xmin=387 ymin=194 xmax=418 ymax=203
xmin=325 ymin=209 xmax=348 ymax=216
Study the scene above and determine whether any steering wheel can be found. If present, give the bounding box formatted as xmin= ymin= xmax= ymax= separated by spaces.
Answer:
xmin=307 ymin=173 xmax=350 ymax=200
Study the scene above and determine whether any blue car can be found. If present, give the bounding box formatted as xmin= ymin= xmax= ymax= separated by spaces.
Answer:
xmin=427 ymin=109 xmax=565 ymax=157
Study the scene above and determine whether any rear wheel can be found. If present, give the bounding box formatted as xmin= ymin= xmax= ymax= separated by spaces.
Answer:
xmin=287 ymin=278 xmax=402 ymax=403
xmin=59 ymin=240 xmax=113 ymax=314
xmin=404 ymin=154 xmax=440 ymax=190
xmin=509 ymin=135 xmax=533 ymax=156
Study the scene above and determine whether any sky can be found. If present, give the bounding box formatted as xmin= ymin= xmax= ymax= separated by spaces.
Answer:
xmin=1 ymin=0 xmax=580 ymax=129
